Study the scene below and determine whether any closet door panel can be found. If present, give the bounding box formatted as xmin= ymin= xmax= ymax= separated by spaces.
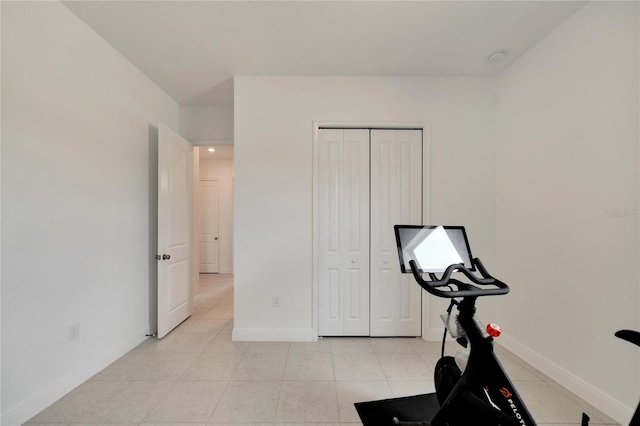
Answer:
xmin=318 ymin=130 xmax=344 ymax=336
xmin=396 ymin=130 xmax=423 ymax=336
xmin=318 ymin=129 xmax=370 ymax=336
xmin=370 ymin=130 xmax=422 ymax=336
xmin=370 ymin=130 xmax=399 ymax=336
xmin=342 ymin=130 xmax=370 ymax=335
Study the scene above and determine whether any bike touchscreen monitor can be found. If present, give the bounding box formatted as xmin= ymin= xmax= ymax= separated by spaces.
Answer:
xmin=394 ymin=225 xmax=474 ymax=273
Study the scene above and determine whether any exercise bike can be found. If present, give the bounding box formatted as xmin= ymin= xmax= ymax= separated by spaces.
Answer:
xmin=354 ymin=225 xmax=640 ymax=426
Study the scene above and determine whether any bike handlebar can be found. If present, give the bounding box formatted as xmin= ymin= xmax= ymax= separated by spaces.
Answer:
xmin=408 ymin=258 xmax=510 ymax=298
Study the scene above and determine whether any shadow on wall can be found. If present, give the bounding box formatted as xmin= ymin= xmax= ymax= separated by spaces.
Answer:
xmin=189 ymin=77 xmax=234 ymax=106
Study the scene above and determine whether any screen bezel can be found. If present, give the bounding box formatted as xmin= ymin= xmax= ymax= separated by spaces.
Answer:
xmin=394 ymin=225 xmax=475 ymax=274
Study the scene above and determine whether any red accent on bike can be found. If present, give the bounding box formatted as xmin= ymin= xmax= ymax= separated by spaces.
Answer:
xmin=487 ymin=323 xmax=502 ymax=337
xmin=500 ymin=387 xmax=512 ymax=398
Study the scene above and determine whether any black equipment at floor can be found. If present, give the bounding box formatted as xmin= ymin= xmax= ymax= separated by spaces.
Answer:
xmin=355 ymin=225 xmax=638 ymax=426
xmin=354 ymin=393 xmax=440 ymax=426
xmin=615 ymin=330 xmax=640 ymax=426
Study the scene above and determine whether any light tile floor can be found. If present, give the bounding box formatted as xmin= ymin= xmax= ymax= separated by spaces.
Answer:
xmin=26 ymin=274 xmax=621 ymax=426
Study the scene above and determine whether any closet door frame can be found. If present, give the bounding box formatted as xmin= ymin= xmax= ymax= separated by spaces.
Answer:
xmin=311 ymin=121 xmax=431 ymax=341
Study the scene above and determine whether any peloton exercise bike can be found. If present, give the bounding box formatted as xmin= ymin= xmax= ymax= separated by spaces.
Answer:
xmin=354 ymin=225 xmax=640 ymax=426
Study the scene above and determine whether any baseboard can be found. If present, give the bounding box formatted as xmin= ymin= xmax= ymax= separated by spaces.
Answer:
xmin=232 ymin=328 xmax=314 ymax=342
xmin=425 ymin=327 xmax=456 ymax=342
xmin=425 ymin=327 xmax=444 ymax=341
xmin=1 ymin=322 xmax=156 ymax=426
xmin=499 ymin=334 xmax=633 ymax=425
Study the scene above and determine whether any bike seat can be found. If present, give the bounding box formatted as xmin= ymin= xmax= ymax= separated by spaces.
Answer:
xmin=615 ymin=330 xmax=640 ymax=347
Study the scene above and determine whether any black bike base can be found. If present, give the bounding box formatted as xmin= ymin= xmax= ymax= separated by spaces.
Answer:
xmin=355 ymin=393 xmax=439 ymax=426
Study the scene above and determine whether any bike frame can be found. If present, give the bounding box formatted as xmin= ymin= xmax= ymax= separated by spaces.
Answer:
xmin=432 ymin=296 xmax=537 ymax=426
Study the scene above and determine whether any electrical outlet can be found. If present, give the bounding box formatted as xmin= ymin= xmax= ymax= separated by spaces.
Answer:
xmin=69 ymin=323 xmax=80 ymax=342
xmin=272 ymin=296 xmax=281 ymax=307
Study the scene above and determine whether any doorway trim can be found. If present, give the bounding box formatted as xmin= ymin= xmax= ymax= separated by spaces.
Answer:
xmin=311 ymin=121 xmax=431 ymax=341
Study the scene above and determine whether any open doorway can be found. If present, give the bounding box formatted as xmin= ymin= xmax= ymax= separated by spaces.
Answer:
xmin=199 ymin=145 xmax=234 ymax=275
xmin=195 ymin=145 xmax=234 ymax=319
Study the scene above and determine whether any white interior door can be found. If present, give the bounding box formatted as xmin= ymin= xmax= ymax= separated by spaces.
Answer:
xmin=370 ymin=129 xmax=422 ymax=336
xmin=318 ymin=129 xmax=370 ymax=336
xmin=200 ymin=180 xmax=220 ymax=273
xmin=157 ymin=124 xmax=193 ymax=339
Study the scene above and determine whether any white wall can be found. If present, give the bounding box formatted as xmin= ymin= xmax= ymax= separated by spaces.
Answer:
xmin=234 ymin=76 xmax=496 ymax=341
xmin=200 ymin=157 xmax=235 ymax=275
xmin=180 ymin=105 xmax=234 ymax=145
xmin=1 ymin=2 xmax=180 ymax=424
xmin=495 ymin=2 xmax=639 ymax=423
xmin=0 ymin=2 xmax=4 ymax=419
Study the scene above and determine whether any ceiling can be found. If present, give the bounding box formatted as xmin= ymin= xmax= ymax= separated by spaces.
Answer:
xmin=199 ymin=145 xmax=234 ymax=160
xmin=62 ymin=1 xmax=586 ymax=107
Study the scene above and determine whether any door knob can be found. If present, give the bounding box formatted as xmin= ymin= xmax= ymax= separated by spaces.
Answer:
xmin=383 ymin=259 xmax=388 ymax=264
xmin=215 ymin=237 xmax=218 ymax=240
xmin=351 ymin=259 xmax=357 ymax=264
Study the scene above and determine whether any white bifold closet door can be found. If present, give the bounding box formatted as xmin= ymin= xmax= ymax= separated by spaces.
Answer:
xmin=370 ymin=129 xmax=422 ymax=336
xmin=318 ymin=129 xmax=370 ymax=336
xmin=318 ymin=128 xmax=422 ymax=337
